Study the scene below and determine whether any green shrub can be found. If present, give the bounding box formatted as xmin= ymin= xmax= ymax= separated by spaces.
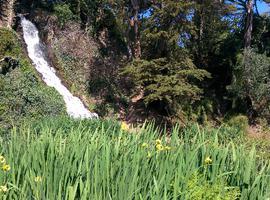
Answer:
xmin=185 ymin=98 xmax=215 ymax=124
xmin=0 ymin=29 xmax=21 ymax=57
xmin=226 ymin=115 xmax=249 ymax=133
xmin=54 ymin=3 xmax=75 ymax=28
xmin=182 ymin=172 xmax=240 ymax=200
xmin=228 ymin=48 xmax=270 ymax=122
xmin=0 ymin=69 xmax=66 ymax=131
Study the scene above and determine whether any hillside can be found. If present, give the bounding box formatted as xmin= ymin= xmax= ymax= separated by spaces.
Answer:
xmin=0 ymin=28 xmax=66 ymax=132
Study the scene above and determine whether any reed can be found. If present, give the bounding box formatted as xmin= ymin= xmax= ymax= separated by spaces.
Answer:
xmin=0 ymin=119 xmax=269 ymax=199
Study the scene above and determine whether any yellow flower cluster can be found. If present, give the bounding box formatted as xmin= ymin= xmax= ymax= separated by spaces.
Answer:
xmin=204 ymin=156 xmax=213 ymax=165
xmin=34 ymin=176 xmax=42 ymax=183
xmin=155 ymin=139 xmax=162 ymax=145
xmin=0 ymin=185 xmax=7 ymax=193
xmin=2 ymin=164 xmax=10 ymax=172
xmin=141 ymin=139 xmax=172 ymax=158
xmin=0 ymin=156 xmax=5 ymax=164
xmin=120 ymin=122 xmax=129 ymax=131
xmin=0 ymin=155 xmax=10 ymax=193
xmin=0 ymin=155 xmax=10 ymax=172
xmin=156 ymin=143 xmax=164 ymax=151
xmin=155 ymin=139 xmax=171 ymax=151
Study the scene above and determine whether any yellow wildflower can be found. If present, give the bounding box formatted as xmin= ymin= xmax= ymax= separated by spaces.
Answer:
xmin=141 ymin=143 xmax=149 ymax=148
xmin=204 ymin=156 xmax=212 ymax=165
xmin=155 ymin=139 xmax=162 ymax=145
xmin=147 ymin=151 xmax=151 ymax=158
xmin=121 ymin=122 xmax=129 ymax=131
xmin=2 ymin=164 xmax=10 ymax=172
xmin=164 ymin=146 xmax=172 ymax=150
xmin=0 ymin=185 xmax=8 ymax=193
xmin=34 ymin=176 xmax=42 ymax=183
xmin=156 ymin=144 xmax=164 ymax=151
xmin=0 ymin=156 xmax=5 ymax=164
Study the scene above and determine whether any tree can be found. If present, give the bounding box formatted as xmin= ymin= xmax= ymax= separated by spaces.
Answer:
xmin=228 ymin=49 xmax=270 ymax=121
xmin=109 ymin=0 xmax=149 ymax=59
xmin=244 ymin=0 xmax=254 ymax=48
xmin=123 ymin=0 xmax=210 ymax=116
xmin=191 ymin=0 xmax=236 ymax=68
xmin=181 ymin=0 xmax=238 ymax=116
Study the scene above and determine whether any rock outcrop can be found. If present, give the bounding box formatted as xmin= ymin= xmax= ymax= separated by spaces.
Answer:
xmin=0 ymin=0 xmax=16 ymax=28
xmin=0 ymin=56 xmax=19 ymax=75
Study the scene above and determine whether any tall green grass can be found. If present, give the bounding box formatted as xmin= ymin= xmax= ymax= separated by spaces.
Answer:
xmin=0 ymin=118 xmax=269 ymax=199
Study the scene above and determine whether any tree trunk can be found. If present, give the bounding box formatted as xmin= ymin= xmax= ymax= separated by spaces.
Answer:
xmin=244 ymin=0 xmax=253 ymax=48
xmin=0 ymin=0 xmax=16 ymax=28
xmin=243 ymin=1 xmax=254 ymax=117
xmin=199 ymin=0 xmax=204 ymax=42
xmin=131 ymin=0 xmax=141 ymax=59
xmin=133 ymin=8 xmax=141 ymax=59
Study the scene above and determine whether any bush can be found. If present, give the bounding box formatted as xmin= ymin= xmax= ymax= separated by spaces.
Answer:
xmin=0 ymin=29 xmax=21 ymax=57
xmin=0 ymin=69 xmax=66 ymax=130
xmin=183 ymin=172 xmax=240 ymax=200
xmin=54 ymin=3 xmax=75 ymax=28
xmin=228 ymin=48 xmax=270 ymax=122
xmin=226 ymin=115 xmax=249 ymax=133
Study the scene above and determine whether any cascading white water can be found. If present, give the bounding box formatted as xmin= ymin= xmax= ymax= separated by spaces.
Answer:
xmin=21 ymin=17 xmax=98 ymax=119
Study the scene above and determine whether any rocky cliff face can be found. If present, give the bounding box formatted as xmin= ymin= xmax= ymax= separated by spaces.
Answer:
xmin=0 ymin=0 xmax=16 ymax=28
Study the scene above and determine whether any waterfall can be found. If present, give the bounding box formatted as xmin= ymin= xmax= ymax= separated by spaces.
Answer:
xmin=21 ymin=17 xmax=98 ymax=119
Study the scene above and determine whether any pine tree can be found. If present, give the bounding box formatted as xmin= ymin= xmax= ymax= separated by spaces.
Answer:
xmin=123 ymin=0 xmax=210 ymax=115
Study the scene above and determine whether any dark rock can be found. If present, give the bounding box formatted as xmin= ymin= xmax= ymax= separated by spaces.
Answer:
xmin=0 ymin=56 xmax=19 ymax=75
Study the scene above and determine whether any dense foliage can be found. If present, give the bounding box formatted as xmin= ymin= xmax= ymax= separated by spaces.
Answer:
xmin=0 ymin=118 xmax=269 ymax=199
xmin=1 ymin=0 xmax=270 ymax=123
xmin=229 ymin=48 xmax=270 ymax=120
xmin=0 ymin=28 xmax=66 ymax=132
xmin=16 ymin=0 xmax=269 ymax=124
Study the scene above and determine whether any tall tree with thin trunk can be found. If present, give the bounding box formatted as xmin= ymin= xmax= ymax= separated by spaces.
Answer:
xmin=130 ymin=0 xmax=141 ymax=59
xmin=227 ymin=0 xmax=254 ymax=47
xmin=244 ymin=0 xmax=254 ymax=48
